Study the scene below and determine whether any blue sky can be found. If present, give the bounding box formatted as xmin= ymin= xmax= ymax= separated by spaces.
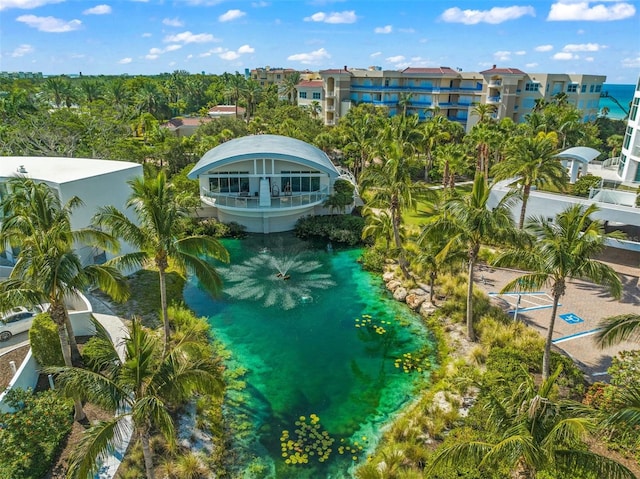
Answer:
xmin=0 ymin=0 xmax=638 ymax=83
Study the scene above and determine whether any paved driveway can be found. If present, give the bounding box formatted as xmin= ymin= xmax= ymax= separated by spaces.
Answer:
xmin=475 ymin=254 xmax=639 ymax=382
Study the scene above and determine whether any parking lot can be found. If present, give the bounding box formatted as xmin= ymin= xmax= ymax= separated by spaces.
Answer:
xmin=476 ymin=249 xmax=639 ymax=382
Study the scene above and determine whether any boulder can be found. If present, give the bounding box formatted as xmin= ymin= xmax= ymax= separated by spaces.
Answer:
xmin=405 ymin=293 xmax=426 ymax=310
xmin=419 ymin=301 xmax=437 ymax=317
xmin=386 ymin=280 xmax=402 ymax=292
xmin=382 ymin=271 xmax=396 ymax=282
xmin=393 ymin=287 xmax=408 ymax=302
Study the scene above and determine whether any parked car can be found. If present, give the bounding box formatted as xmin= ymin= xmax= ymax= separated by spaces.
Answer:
xmin=0 ymin=305 xmax=45 ymax=341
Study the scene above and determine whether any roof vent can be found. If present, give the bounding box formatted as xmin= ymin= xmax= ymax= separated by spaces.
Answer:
xmin=17 ymin=165 xmax=27 ymax=174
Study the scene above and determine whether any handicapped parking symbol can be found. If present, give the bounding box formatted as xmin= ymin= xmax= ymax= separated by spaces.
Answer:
xmin=560 ymin=313 xmax=584 ymax=324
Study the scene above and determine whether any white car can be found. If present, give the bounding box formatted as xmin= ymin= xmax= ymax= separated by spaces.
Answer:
xmin=0 ymin=306 xmax=45 ymax=341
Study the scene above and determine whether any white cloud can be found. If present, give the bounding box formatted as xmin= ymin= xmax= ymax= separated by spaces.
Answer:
xmin=553 ymin=52 xmax=578 ymax=60
xmin=584 ymin=56 xmax=595 ymax=62
xmin=621 ymin=55 xmax=640 ymax=68
xmin=219 ymin=9 xmax=246 ymax=22
xmin=145 ymin=54 xmax=159 ymax=60
xmin=525 ymin=62 xmax=539 ymax=68
xmin=370 ymin=51 xmax=382 ymax=58
xmin=118 ymin=57 xmax=132 ymax=64
xmin=16 ymin=14 xmax=82 ymax=32
xmin=494 ymin=50 xmax=513 ymax=61
xmin=162 ymin=17 xmax=184 ymax=27
xmin=287 ymin=47 xmax=331 ymax=64
xmin=142 ymin=32 xmax=152 ymax=37
xmin=11 ymin=43 xmax=34 ymax=57
xmin=217 ymin=45 xmax=255 ymax=61
xmin=535 ymin=44 xmax=554 ymax=52
xmin=548 ymin=1 xmax=635 ymax=21
xmin=374 ymin=25 xmax=392 ymax=34
xmin=173 ymin=0 xmax=225 ymax=5
xmin=164 ymin=44 xmax=182 ymax=52
xmin=252 ymin=1 xmax=269 ymax=6
xmin=0 ymin=0 xmax=63 ymax=11
xmin=220 ymin=51 xmax=240 ymax=60
xmin=441 ymin=5 xmax=535 ymax=24
xmin=149 ymin=47 xmax=163 ymax=55
xmin=386 ymin=55 xmax=405 ymax=63
xmin=199 ymin=47 xmax=224 ymax=57
xmin=562 ymin=42 xmax=605 ymax=52
xmin=83 ymin=4 xmax=111 ymax=15
xmin=304 ymin=10 xmax=357 ymax=24
xmin=515 ymin=50 xmax=526 ymax=55
xmin=163 ymin=31 xmax=218 ymax=43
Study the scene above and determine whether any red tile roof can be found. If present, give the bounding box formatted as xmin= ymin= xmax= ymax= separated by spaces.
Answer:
xmin=208 ymin=105 xmax=246 ymax=115
xmin=163 ymin=117 xmax=211 ymax=128
xmin=402 ymin=67 xmax=458 ymax=75
xmin=480 ymin=67 xmax=526 ymax=75
xmin=298 ymin=80 xmax=323 ymax=88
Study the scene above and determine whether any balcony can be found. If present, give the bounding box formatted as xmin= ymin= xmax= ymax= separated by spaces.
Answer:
xmin=326 ymin=105 xmax=335 ymax=111
xmin=200 ymin=188 xmax=329 ymax=210
xmin=326 ymin=91 xmax=335 ymax=98
xmin=487 ymin=96 xmax=501 ymax=104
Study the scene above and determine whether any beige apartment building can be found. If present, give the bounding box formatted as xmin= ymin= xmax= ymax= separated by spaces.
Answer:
xmin=318 ymin=66 xmax=605 ymax=131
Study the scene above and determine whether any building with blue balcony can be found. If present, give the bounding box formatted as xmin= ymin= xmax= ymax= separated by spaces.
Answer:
xmin=188 ymin=135 xmax=351 ymax=233
xmin=319 ymin=66 xmax=605 ymax=131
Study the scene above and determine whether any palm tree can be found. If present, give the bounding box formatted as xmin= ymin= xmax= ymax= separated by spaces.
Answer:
xmin=360 ymin=140 xmax=422 ymax=279
xmin=0 ymin=178 xmax=129 ymax=420
xmin=436 ymin=143 xmax=469 ymax=190
xmin=491 ymin=131 xmax=567 ymax=229
xmin=496 ymin=204 xmax=623 ymax=380
xmin=470 ymin=102 xmax=497 ymax=124
xmin=421 ymin=115 xmax=454 ymax=181
xmin=51 ymin=317 xmax=223 ymax=479
xmin=279 ymin=71 xmax=301 ymax=105
xmin=93 ymin=171 xmax=230 ymax=352
xmin=595 ymin=314 xmax=640 ymax=348
xmin=397 ymin=92 xmax=413 ymax=117
xmin=361 ymin=207 xmax=394 ymax=251
xmin=309 ymin=100 xmax=321 ymax=119
xmin=422 ymin=174 xmax=517 ymax=341
xmin=429 ymin=366 xmax=637 ymax=479
xmin=223 ymin=72 xmax=246 ymax=119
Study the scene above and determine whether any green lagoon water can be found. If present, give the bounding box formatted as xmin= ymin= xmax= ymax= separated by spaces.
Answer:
xmin=184 ymin=234 xmax=433 ymax=478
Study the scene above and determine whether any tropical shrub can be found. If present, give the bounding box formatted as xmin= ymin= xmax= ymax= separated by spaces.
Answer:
xmin=294 ymin=215 xmax=365 ymax=245
xmin=29 ymin=312 xmax=64 ymax=367
xmin=360 ymin=247 xmax=386 ymax=273
xmin=0 ymin=389 xmax=73 ymax=479
xmin=571 ymin=174 xmax=601 ymax=197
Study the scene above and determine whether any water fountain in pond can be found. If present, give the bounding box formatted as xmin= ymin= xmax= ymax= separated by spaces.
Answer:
xmin=220 ymin=248 xmax=335 ymax=310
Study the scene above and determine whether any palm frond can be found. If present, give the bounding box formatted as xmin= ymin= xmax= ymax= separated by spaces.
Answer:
xmin=595 ymin=314 xmax=640 ymax=348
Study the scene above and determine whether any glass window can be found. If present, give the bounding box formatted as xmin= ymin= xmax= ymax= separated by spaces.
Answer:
xmin=630 ymin=98 xmax=639 ymax=121
xmin=299 ymin=91 xmax=307 ymax=99
xmin=590 ymin=85 xmax=595 ymax=92
xmin=623 ymin=126 xmax=633 ymax=149
xmin=581 ymin=84 xmax=587 ymax=93
xmin=595 ymin=85 xmax=602 ymax=93
xmin=312 ymin=92 xmax=321 ymax=99
xmin=567 ymin=84 xmax=578 ymax=93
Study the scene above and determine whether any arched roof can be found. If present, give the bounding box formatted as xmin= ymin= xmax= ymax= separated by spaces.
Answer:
xmin=555 ymin=146 xmax=601 ymax=164
xmin=188 ymin=134 xmax=340 ymax=179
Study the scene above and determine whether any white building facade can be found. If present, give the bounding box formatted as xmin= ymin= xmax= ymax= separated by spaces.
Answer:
xmin=188 ymin=135 xmax=346 ymax=234
xmin=617 ymin=76 xmax=640 ymax=183
xmin=0 ymin=157 xmax=143 ymax=265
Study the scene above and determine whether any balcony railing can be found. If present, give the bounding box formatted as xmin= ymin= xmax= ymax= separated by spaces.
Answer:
xmin=348 ymin=85 xmax=481 ymax=93
xmin=487 ymin=96 xmax=501 ymax=103
xmin=326 ymin=91 xmax=335 ymax=98
xmin=200 ymin=188 xmax=329 ymax=210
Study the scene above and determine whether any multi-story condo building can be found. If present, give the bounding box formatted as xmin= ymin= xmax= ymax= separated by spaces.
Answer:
xmin=318 ymin=66 xmax=605 ymax=131
xmin=296 ymin=80 xmax=323 ymax=110
xmin=617 ymin=76 xmax=640 ymax=183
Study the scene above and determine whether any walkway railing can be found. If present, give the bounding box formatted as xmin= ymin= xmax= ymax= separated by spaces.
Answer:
xmin=200 ymin=187 xmax=329 ymax=209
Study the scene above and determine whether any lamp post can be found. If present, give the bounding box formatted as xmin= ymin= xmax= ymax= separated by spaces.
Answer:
xmin=513 ymin=294 xmax=522 ymax=322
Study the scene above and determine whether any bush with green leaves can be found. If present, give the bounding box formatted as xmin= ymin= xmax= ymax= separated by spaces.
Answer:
xmin=29 ymin=312 xmax=64 ymax=367
xmin=294 ymin=214 xmax=365 ymax=245
xmin=360 ymin=247 xmax=386 ymax=273
xmin=0 ymin=388 xmax=73 ymax=479
xmin=571 ymin=174 xmax=602 ymax=197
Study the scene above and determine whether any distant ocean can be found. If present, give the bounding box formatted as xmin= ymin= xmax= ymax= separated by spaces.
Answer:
xmin=600 ymin=83 xmax=635 ymax=120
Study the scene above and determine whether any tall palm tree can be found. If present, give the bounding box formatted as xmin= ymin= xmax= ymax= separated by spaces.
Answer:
xmin=491 ymin=131 xmax=567 ymax=229
xmin=93 ymin=171 xmax=230 ymax=352
xmin=360 ymin=140 xmax=421 ymax=279
xmin=496 ymin=204 xmax=623 ymax=379
xmin=279 ymin=71 xmax=301 ymax=105
xmin=361 ymin=207 xmax=394 ymax=251
xmin=51 ymin=317 xmax=223 ymax=479
xmin=397 ymin=92 xmax=413 ymax=117
xmin=436 ymin=143 xmax=470 ymax=190
xmin=0 ymin=178 xmax=129 ymax=420
xmin=429 ymin=366 xmax=637 ymax=479
xmin=470 ymin=102 xmax=497 ymax=124
xmin=223 ymin=72 xmax=247 ymax=119
xmin=422 ymin=174 xmax=517 ymax=341
xmin=421 ymin=115 xmax=454 ymax=181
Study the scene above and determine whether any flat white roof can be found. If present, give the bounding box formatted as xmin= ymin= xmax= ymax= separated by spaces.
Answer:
xmin=0 ymin=157 xmax=141 ymax=185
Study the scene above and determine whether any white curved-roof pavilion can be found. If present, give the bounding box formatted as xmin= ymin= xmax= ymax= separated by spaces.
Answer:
xmin=188 ymin=134 xmax=340 ymax=180
xmin=555 ymin=146 xmax=602 ymax=184
xmin=188 ymin=134 xmax=347 ymax=233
